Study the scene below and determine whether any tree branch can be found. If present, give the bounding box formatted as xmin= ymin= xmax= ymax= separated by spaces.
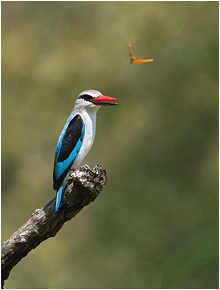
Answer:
xmin=1 ymin=164 xmax=107 ymax=289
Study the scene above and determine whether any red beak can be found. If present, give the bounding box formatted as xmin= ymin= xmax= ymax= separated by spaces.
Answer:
xmin=92 ymin=95 xmax=119 ymax=106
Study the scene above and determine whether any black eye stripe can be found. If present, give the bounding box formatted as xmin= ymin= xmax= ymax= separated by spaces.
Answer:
xmin=79 ymin=94 xmax=93 ymax=101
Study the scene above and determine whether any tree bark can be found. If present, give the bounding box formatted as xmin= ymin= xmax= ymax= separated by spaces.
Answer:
xmin=1 ymin=164 xmax=107 ymax=288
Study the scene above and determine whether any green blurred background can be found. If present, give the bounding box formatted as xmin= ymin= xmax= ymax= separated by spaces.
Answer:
xmin=1 ymin=2 xmax=218 ymax=289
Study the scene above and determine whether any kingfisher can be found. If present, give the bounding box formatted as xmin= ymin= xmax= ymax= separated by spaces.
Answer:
xmin=53 ymin=90 xmax=119 ymax=212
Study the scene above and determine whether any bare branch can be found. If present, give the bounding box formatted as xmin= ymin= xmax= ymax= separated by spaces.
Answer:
xmin=1 ymin=165 xmax=107 ymax=288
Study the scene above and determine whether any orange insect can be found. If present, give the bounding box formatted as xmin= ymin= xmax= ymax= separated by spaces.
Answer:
xmin=129 ymin=38 xmax=154 ymax=64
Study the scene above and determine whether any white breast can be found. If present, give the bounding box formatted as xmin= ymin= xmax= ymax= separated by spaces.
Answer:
xmin=72 ymin=109 xmax=97 ymax=169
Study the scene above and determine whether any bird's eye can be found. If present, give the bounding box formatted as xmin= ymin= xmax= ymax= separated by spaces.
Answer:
xmin=79 ymin=94 xmax=93 ymax=102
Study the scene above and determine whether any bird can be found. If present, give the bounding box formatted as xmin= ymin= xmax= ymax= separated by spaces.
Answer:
xmin=53 ymin=90 xmax=119 ymax=212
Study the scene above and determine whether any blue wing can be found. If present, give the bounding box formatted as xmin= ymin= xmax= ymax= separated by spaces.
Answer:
xmin=53 ymin=114 xmax=85 ymax=211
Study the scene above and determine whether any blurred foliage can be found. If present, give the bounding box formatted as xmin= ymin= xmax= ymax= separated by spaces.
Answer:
xmin=1 ymin=2 xmax=218 ymax=289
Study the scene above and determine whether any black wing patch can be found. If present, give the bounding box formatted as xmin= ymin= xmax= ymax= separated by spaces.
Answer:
xmin=58 ymin=114 xmax=83 ymax=162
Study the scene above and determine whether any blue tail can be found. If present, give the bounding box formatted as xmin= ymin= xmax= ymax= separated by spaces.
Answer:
xmin=55 ymin=184 xmax=63 ymax=213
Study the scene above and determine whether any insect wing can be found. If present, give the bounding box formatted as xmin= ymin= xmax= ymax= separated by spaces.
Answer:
xmin=132 ymin=58 xmax=154 ymax=64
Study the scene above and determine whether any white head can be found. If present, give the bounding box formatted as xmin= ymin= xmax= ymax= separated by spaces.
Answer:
xmin=74 ymin=90 xmax=118 ymax=112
